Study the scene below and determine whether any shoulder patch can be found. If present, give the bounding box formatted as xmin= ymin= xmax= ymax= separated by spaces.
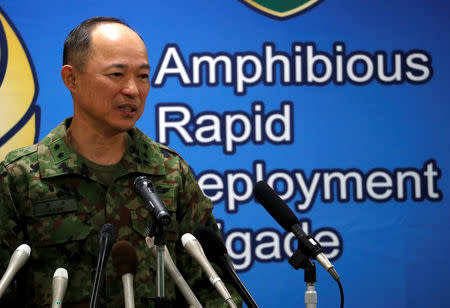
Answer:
xmin=157 ymin=143 xmax=181 ymax=159
xmin=2 ymin=143 xmax=38 ymax=165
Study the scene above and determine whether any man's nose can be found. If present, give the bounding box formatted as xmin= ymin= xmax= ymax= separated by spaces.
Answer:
xmin=122 ymin=77 xmax=139 ymax=97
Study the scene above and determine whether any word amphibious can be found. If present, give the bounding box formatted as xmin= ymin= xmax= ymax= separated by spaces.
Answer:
xmin=151 ymin=42 xmax=433 ymax=95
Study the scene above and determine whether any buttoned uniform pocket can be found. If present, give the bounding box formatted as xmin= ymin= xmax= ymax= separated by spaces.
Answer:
xmin=29 ymin=204 xmax=93 ymax=246
xmin=25 ymin=200 xmax=95 ymax=306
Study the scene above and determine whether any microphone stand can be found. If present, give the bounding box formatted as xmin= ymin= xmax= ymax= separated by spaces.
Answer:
xmin=304 ymin=262 xmax=317 ymax=308
xmin=288 ymin=243 xmax=317 ymax=308
xmin=137 ymin=176 xmax=172 ymax=308
xmin=146 ymin=221 xmax=168 ymax=308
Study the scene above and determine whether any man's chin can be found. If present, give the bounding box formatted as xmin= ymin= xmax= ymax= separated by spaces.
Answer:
xmin=110 ymin=120 xmax=137 ymax=134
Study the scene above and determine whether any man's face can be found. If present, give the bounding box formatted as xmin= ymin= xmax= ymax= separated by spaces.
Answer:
xmin=72 ymin=23 xmax=150 ymax=135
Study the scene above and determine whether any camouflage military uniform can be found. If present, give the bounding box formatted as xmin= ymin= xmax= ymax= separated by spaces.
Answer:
xmin=0 ymin=118 xmax=241 ymax=307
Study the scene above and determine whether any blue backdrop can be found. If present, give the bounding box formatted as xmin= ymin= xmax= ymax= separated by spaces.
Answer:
xmin=1 ymin=1 xmax=449 ymax=307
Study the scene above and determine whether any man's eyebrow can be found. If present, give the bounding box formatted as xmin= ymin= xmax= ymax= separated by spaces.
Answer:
xmin=139 ymin=64 xmax=150 ymax=70
xmin=105 ymin=63 xmax=127 ymax=70
xmin=104 ymin=63 xmax=150 ymax=70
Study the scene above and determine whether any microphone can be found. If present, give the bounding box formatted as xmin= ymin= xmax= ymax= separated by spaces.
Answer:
xmin=253 ymin=181 xmax=340 ymax=281
xmin=90 ymin=223 xmax=116 ymax=308
xmin=0 ymin=244 xmax=31 ymax=298
xmin=134 ymin=176 xmax=171 ymax=225
xmin=111 ymin=241 xmax=137 ymax=308
xmin=145 ymin=237 xmax=202 ymax=308
xmin=52 ymin=268 xmax=68 ymax=308
xmin=194 ymin=227 xmax=259 ymax=308
xmin=181 ymin=233 xmax=237 ymax=308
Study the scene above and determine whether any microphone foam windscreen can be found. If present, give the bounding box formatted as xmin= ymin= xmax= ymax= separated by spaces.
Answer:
xmin=111 ymin=241 xmax=138 ymax=276
xmin=194 ymin=227 xmax=227 ymax=260
xmin=253 ymin=181 xmax=299 ymax=231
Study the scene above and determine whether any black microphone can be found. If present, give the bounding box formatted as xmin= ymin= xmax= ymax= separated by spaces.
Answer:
xmin=253 ymin=181 xmax=340 ymax=281
xmin=194 ymin=227 xmax=259 ymax=308
xmin=134 ymin=176 xmax=171 ymax=225
xmin=90 ymin=223 xmax=117 ymax=308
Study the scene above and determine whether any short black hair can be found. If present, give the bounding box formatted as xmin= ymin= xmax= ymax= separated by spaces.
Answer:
xmin=63 ymin=17 xmax=135 ymax=71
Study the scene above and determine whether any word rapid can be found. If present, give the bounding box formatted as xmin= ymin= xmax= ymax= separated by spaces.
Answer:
xmin=155 ymin=102 xmax=293 ymax=154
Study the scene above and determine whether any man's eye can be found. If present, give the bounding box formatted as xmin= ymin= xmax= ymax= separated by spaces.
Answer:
xmin=109 ymin=72 xmax=123 ymax=77
xmin=139 ymin=73 xmax=149 ymax=79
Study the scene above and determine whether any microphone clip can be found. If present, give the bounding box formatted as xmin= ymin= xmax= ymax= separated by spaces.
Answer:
xmin=289 ymin=225 xmax=323 ymax=270
xmin=288 ymin=247 xmax=310 ymax=270
xmin=145 ymin=221 xmax=167 ymax=246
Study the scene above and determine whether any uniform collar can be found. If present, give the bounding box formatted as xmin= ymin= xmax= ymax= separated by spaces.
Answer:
xmin=37 ymin=118 xmax=167 ymax=180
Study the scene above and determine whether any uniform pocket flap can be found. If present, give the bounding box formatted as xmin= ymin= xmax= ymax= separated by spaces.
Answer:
xmin=28 ymin=201 xmax=93 ymax=247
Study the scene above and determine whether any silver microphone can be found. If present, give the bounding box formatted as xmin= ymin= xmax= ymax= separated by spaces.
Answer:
xmin=181 ymin=233 xmax=237 ymax=308
xmin=52 ymin=268 xmax=68 ymax=308
xmin=0 ymin=244 xmax=31 ymax=298
xmin=145 ymin=236 xmax=202 ymax=308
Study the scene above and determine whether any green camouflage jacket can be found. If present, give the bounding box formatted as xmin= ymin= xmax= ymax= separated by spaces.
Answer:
xmin=0 ymin=119 xmax=241 ymax=307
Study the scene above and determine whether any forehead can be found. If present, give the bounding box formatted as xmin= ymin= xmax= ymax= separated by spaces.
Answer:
xmin=88 ymin=23 xmax=148 ymax=64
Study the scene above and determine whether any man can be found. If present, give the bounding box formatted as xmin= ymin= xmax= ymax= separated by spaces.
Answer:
xmin=0 ymin=17 xmax=241 ymax=307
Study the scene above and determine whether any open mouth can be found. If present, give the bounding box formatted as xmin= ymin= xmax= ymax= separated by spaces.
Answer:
xmin=119 ymin=106 xmax=137 ymax=112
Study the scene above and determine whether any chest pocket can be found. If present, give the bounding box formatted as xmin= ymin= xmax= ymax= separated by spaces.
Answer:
xmin=28 ymin=198 xmax=94 ymax=247
xmin=25 ymin=199 xmax=95 ymax=305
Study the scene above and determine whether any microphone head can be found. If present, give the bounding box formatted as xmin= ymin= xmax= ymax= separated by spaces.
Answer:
xmin=134 ymin=175 xmax=146 ymax=187
xmin=253 ymin=181 xmax=299 ymax=232
xmin=100 ymin=223 xmax=116 ymax=246
xmin=101 ymin=223 xmax=116 ymax=237
xmin=134 ymin=175 xmax=153 ymax=192
xmin=181 ymin=233 xmax=196 ymax=247
xmin=111 ymin=241 xmax=138 ymax=277
xmin=193 ymin=227 xmax=227 ymax=261
xmin=15 ymin=244 xmax=31 ymax=257
xmin=53 ymin=268 xmax=68 ymax=279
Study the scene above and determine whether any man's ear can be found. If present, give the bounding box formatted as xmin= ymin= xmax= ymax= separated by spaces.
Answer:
xmin=61 ymin=65 xmax=77 ymax=91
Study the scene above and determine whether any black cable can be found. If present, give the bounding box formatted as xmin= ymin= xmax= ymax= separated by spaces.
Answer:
xmin=337 ymin=278 xmax=344 ymax=308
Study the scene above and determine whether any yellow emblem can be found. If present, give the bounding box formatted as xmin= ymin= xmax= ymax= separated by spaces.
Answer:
xmin=0 ymin=8 xmax=40 ymax=160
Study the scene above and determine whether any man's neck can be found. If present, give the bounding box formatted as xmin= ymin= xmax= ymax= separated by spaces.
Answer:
xmin=65 ymin=118 xmax=128 ymax=165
